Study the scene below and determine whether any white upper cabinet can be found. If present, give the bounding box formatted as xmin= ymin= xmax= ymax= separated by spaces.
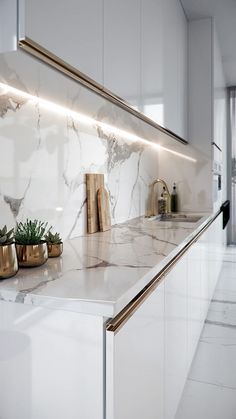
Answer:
xmin=162 ymin=0 xmax=188 ymax=138
xmin=188 ymin=19 xmax=213 ymax=157
xmin=104 ymin=0 xmax=140 ymax=108
xmin=188 ymin=18 xmax=227 ymax=154
xmin=104 ymin=0 xmax=188 ymax=137
xmin=106 ymin=281 xmax=165 ymax=419
xmin=140 ymin=0 xmax=164 ymax=125
xmin=21 ymin=0 xmax=188 ymax=137
xmin=25 ymin=0 xmax=104 ymax=84
xmin=0 ymin=0 xmax=18 ymax=53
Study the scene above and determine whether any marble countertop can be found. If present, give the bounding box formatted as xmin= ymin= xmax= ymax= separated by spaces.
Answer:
xmin=0 ymin=212 xmax=214 ymax=317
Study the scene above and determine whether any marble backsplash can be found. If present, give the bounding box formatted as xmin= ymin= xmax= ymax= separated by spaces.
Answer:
xmin=0 ymin=86 xmax=159 ymax=239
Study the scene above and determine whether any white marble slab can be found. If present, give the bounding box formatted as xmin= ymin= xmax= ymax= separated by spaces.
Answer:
xmin=188 ymin=252 xmax=236 ymax=390
xmin=0 ymin=213 xmax=212 ymax=317
xmin=189 ymin=323 xmax=236 ymax=389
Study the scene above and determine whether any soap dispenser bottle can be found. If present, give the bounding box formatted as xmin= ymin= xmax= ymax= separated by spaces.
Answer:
xmin=158 ymin=191 xmax=167 ymax=215
xmin=171 ymin=182 xmax=178 ymax=213
xmin=162 ymin=186 xmax=170 ymax=213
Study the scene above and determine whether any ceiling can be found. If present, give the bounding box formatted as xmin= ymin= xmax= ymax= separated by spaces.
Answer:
xmin=181 ymin=0 xmax=236 ymax=86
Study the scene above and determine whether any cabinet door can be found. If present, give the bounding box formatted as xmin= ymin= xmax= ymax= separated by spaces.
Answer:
xmin=106 ymin=282 xmax=164 ymax=419
xmin=25 ymin=0 xmax=104 ymax=84
xmin=187 ymin=241 xmax=204 ymax=369
xmin=164 ymin=257 xmax=188 ymax=419
xmin=0 ymin=301 xmax=104 ymax=419
xmin=141 ymin=0 xmax=164 ymax=125
xmin=103 ymin=0 xmax=140 ymax=107
xmin=199 ymin=230 xmax=210 ymax=316
xmin=0 ymin=0 xmax=18 ymax=53
xmin=163 ymin=0 xmax=188 ymax=138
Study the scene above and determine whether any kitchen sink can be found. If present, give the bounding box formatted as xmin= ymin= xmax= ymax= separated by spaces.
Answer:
xmin=159 ymin=214 xmax=202 ymax=223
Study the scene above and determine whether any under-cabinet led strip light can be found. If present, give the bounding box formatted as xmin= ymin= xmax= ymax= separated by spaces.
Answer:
xmin=0 ymin=82 xmax=197 ymax=163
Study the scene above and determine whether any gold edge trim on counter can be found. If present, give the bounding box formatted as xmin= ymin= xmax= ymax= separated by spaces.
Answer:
xmin=18 ymin=37 xmax=188 ymax=145
xmin=106 ymin=210 xmax=222 ymax=334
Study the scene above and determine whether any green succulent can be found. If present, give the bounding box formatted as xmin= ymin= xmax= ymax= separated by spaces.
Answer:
xmin=44 ymin=230 xmax=62 ymax=244
xmin=0 ymin=225 xmax=14 ymax=245
xmin=15 ymin=219 xmax=48 ymax=245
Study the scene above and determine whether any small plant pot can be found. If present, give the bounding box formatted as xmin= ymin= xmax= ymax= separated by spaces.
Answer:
xmin=47 ymin=243 xmax=63 ymax=258
xmin=16 ymin=242 xmax=48 ymax=268
xmin=0 ymin=243 xmax=18 ymax=279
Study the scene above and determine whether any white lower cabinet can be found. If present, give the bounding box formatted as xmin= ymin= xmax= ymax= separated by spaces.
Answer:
xmin=164 ymin=258 xmax=188 ymax=419
xmin=0 ymin=302 xmax=104 ymax=419
xmin=187 ymin=241 xmax=203 ymax=370
xmin=0 ymin=216 xmax=225 ymax=419
xmin=106 ymin=282 xmax=165 ymax=419
xmin=106 ymin=214 xmax=225 ymax=419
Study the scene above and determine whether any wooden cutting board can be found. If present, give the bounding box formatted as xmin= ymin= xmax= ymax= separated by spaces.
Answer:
xmin=97 ymin=187 xmax=111 ymax=232
xmin=86 ymin=173 xmax=104 ymax=233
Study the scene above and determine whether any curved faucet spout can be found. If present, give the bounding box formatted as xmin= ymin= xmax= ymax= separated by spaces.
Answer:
xmin=148 ymin=178 xmax=171 ymax=216
xmin=152 ymin=178 xmax=171 ymax=196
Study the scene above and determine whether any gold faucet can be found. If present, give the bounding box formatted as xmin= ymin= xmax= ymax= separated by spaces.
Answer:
xmin=148 ymin=178 xmax=171 ymax=216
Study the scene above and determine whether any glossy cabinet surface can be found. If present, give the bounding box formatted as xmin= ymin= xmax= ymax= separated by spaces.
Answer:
xmin=0 ymin=219 xmax=224 ymax=419
xmin=106 ymin=215 xmax=224 ymax=419
xmin=0 ymin=302 xmax=104 ymax=419
xmin=25 ymin=0 xmax=104 ymax=84
xmin=141 ymin=0 xmax=164 ymax=125
xmin=106 ymin=281 xmax=165 ymax=419
xmin=0 ymin=0 xmax=18 ymax=53
xmin=23 ymin=0 xmax=188 ymax=138
xmin=164 ymin=257 xmax=188 ymax=419
xmin=103 ymin=0 xmax=140 ymax=108
xmin=162 ymin=0 xmax=188 ymax=137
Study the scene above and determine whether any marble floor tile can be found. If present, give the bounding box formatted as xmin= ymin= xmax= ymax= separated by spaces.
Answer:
xmin=176 ymin=379 xmax=236 ymax=419
xmin=177 ymin=252 xmax=236 ymax=418
xmin=200 ymin=322 xmax=236 ymax=343
xmin=207 ymin=300 xmax=236 ymax=326
xmin=222 ymin=251 xmax=236 ymax=263
xmin=188 ymin=324 xmax=236 ymax=389
xmin=212 ymin=262 xmax=236 ymax=303
xmin=218 ymin=265 xmax=236 ymax=280
xmin=213 ymin=288 xmax=236 ymax=303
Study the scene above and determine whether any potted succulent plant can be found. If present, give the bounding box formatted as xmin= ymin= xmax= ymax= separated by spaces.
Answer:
xmin=44 ymin=230 xmax=63 ymax=258
xmin=0 ymin=225 xmax=18 ymax=279
xmin=15 ymin=219 xmax=48 ymax=267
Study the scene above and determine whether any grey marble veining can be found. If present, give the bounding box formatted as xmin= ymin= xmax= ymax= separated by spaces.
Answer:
xmin=0 ymin=213 xmax=211 ymax=317
xmin=0 ymin=85 xmax=158 ymax=239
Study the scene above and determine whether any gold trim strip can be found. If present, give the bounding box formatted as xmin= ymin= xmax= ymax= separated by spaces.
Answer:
xmin=106 ymin=210 xmax=222 ymax=334
xmin=18 ymin=37 xmax=188 ymax=145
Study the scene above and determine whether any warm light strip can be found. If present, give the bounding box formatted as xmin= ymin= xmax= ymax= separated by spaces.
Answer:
xmin=0 ymin=82 xmax=197 ymax=162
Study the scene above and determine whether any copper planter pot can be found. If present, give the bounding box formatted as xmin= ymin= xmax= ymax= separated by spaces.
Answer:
xmin=0 ymin=243 xmax=18 ymax=279
xmin=16 ymin=242 xmax=48 ymax=267
xmin=47 ymin=243 xmax=63 ymax=258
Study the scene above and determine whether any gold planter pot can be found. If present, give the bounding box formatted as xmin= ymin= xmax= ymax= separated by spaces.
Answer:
xmin=47 ymin=243 xmax=63 ymax=258
xmin=0 ymin=243 xmax=18 ymax=279
xmin=16 ymin=242 xmax=48 ymax=268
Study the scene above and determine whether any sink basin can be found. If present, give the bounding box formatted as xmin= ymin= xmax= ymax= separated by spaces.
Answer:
xmin=160 ymin=214 xmax=202 ymax=223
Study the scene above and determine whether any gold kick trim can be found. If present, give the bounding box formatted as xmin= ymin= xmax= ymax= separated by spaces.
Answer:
xmin=106 ymin=210 xmax=222 ymax=334
xmin=18 ymin=37 xmax=188 ymax=146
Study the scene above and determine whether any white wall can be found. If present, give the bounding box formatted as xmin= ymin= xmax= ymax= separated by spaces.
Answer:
xmin=24 ymin=0 xmax=188 ymax=139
